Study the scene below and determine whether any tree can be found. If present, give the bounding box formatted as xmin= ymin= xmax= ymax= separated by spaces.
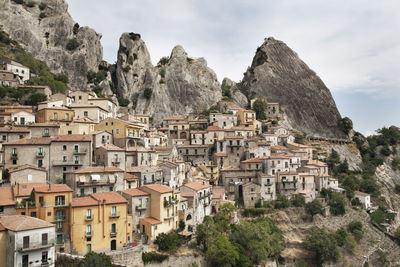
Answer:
xmin=206 ymin=234 xmax=239 ymax=267
xmin=251 ymin=99 xmax=267 ymax=120
xmin=54 ymin=74 xmax=69 ymax=84
xmin=73 ymin=23 xmax=80 ymax=35
xmin=118 ymin=97 xmax=130 ymax=107
xmin=333 ymin=227 xmax=348 ymax=247
xmin=327 ymin=149 xmax=341 ymax=174
xmin=157 ymin=56 xmax=170 ymax=66
xmin=222 ymin=85 xmax=231 ymax=98
xmin=274 ymin=195 xmax=289 ymax=209
xmin=305 ymin=199 xmax=323 ymax=218
xmin=179 ymin=220 xmax=185 ymax=231
xmin=291 ymin=194 xmax=305 ymax=207
xmin=66 ymin=38 xmax=79 ymax=51
xmin=337 ymin=159 xmax=349 ymax=174
xmin=38 ymin=2 xmax=46 ymax=10
xmin=79 ymin=252 xmax=112 ymax=267
xmin=347 ymin=220 xmax=363 ymax=241
xmin=339 ymin=117 xmax=353 ymax=134
xmin=154 ymin=232 xmax=182 ymax=253
xmin=26 ymin=93 xmax=47 ymax=106
xmin=329 ymin=192 xmax=346 ymax=216
xmin=144 ymin=88 xmax=152 ymax=99
xmin=304 ymin=229 xmax=340 ymax=265
xmin=394 ymin=227 xmax=400 ymax=242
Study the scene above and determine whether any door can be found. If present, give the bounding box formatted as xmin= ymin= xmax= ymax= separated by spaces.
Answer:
xmin=20 ymin=117 xmax=25 ymax=125
xmin=110 ymin=239 xmax=116 ymax=251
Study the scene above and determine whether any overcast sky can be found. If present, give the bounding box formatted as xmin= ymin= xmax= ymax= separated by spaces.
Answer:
xmin=67 ymin=0 xmax=399 ymax=135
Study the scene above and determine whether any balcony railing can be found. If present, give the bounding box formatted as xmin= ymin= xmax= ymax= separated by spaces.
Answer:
xmin=56 ymin=227 xmax=63 ymax=233
xmin=136 ymin=205 xmax=147 ymax=210
xmin=86 ymin=232 xmax=92 ymax=237
xmin=163 ymin=199 xmax=179 ymax=207
xmin=85 ymin=216 xmax=93 ymax=221
xmin=109 ymin=212 xmax=120 ymax=219
xmin=110 ymin=231 xmax=117 ymax=237
xmin=36 ymin=152 xmax=45 ymax=158
xmin=164 ymin=214 xmax=175 ymax=220
xmin=54 ymin=215 xmax=66 ymax=222
xmin=52 ymin=160 xmax=82 ymax=166
xmin=73 ymin=148 xmax=87 ymax=155
xmin=43 ymin=132 xmax=50 ymax=137
xmin=11 ymin=153 xmax=18 ymax=159
xmin=40 ymin=201 xmax=70 ymax=208
xmin=17 ymin=239 xmax=55 ymax=252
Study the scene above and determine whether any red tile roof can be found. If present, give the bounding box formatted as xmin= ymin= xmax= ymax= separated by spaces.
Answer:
xmin=241 ymin=158 xmax=262 ymax=163
xmin=354 ymin=191 xmax=370 ymax=197
xmin=0 ymin=187 xmax=14 ymax=206
xmin=74 ymin=166 xmax=123 ymax=173
xmin=180 ymin=191 xmax=195 ymax=197
xmin=214 ymin=153 xmax=227 ymax=157
xmin=142 ymin=184 xmax=173 ymax=194
xmin=0 ymin=223 xmax=5 ymax=231
xmin=34 ymin=184 xmax=73 ymax=193
xmin=72 ymin=196 xmax=99 ymax=207
xmin=0 ymin=126 xmax=30 ymax=133
xmin=141 ymin=217 xmax=162 ymax=225
xmin=207 ymin=126 xmax=224 ymax=131
xmin=13 ymin=183 xmax=47 ymax=197
xmin=121 ymin=189 xmax=149 ymax=197
xmin=51 ymin=134 xmax=91 ymax=142
xmin=0 ymin=215 xmax=54 ymax=231
xmin=91 ymin=192 xmax=128 ymax=204
xmin=124 ymin=172 xmax=139 ymax=180
xmin=163 ymin=116 xmax=185 ymax=121
xmin=182 ymin=182 xmax=211 ymax=191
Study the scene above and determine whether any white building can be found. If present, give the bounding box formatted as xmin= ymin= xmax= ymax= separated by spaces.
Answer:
xmin=11 ymin=110 xmax=35 ymax=125
xmin=354 ymin=191 xmax=371 ymax=210
xmin=0 ymin=215 xmax=56 ymax=267
xmin=0 ymin=57 xmax=30 ymax=83
xmin=180 ymin=182 xmax=212 ymax=226
xmin=209 ymin=113 xmax=237 ymax=129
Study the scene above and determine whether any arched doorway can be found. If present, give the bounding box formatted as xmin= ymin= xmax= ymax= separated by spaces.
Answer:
xmin=110 ymin=239 xmax=116 ymax=251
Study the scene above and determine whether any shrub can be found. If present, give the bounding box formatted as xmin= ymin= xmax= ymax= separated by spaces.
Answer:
xmin=291 ymin=194 xmax=305 ymax=207
xmin=351 ymin=198 xmax=361 ymax=206
xmin=242 ymin=208 xmax=266 ymax=217
xmin=73 ymin=23 xmax=80 ymax=35
xmin=179 ymin=220 xmax=185 ymax=231
xmin=222 ymin=85 xmax=231 ymax=98
xmin=347 ymin=220 xmax=363 ymax=241
xmin=305 ymin=199 xmax=323 ymax=218
xmin=54 ymin=74 xmax=69 ymax=84
xmin=79 ymin=252 xmax=112 ymax=267
xmin=66 ymin=38 xmax=79 ymax=51
xmin=339 ymin=117 xmax=353 ymax=134
xmin=39 ymin=12 xmax=46 ymax=19
xmin=252 ymin=99 xmax=267 ymax=120
xmin=274 ymin=195 xmax=289 ymax=209
xmin=187 ymin=57 xmax=194 ymax=62
xmin=25 ymin=92 xmax=47 ymax=106
xmin=159 ymin=67 xmax=166 ymax=78
xmin=38 ymin=2 xmax=46 ymax=10
xmin=329 ymin=192 xmax=346 ymax=216
xmin=157 ymin=56 xmax=169 ymax=66
xmin=26 ymin=1 xmax=35 ymax=7
xmin=344 ymin=235 xmax=356 ymax=253
xmin=13 ymin=0 xmax=24 ymax=4
xmin=333 ymin=228 xmax=348 ymax=247
xmin=141 ymin=252 xmax=168 ymax=264
xmin=304 ymin=228 xmax=340 ymax=265
xmin=143 ymin=88 xmax=152 ymax=100
xmin=118 ymin=97 xmax=130 ymax=107
xmin=155 ymin=232 xmax=182 ymax=253
xmin=381 ymin=145 xmax=392 ymax=156
xmin=392 ymin=158 xmax=400 ymax=170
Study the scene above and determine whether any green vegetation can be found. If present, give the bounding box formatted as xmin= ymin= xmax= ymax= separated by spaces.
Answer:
xmin=26 ymin=1 xmax=35 ymax=7
xmin=274 ymin=195 xmax=289 ymax=209
xmin=291 ymin=194 xmax=305 ymax=207
xmin=73 ymin=23 xmax=80 ymax=35
xmin=159 ymin=67 xmax=166 ymax=78
xmin=141 ymin=252 xmax=168 ymax=264
xmin=338 ymin=117 xmax=353 ymax=134
xmin=328 ymin=191 xmax=346 ymax=216
xmin=394 ymin=226 xmax=400 ymax=242
xmin=199 ymin=104 xmax=218 ymax=117
xmin=251 ymin=99 xmax=268 ymax=120
xmin=143 ymin=88 xmax=152 ymax=100
xmin=392 ymin=157 xmax=400 ymax=170
xmin=241 ymin=207 xmax=267 ymax=217
xmin=66 ymin=38 xmax=79 ymax=51
xmin=26 ymin=92 xmax=47 ymax=105
xmin=39 ymin=12 xmax=46 ymax=19
xmin=370 ymin=207 xmax=395 ymax=228
xmin=222 ymin=85 xmax=231 ymax=99
xmin=304 ymin=228 xmax=340 ymax=266
xmin=13 ymin=0 xmax=24 ymax=4
xmin=87 ymin=70 xmax=106 ymax=85
xmin=128 ymin=32 xmax=141 ymax=40
xmin=305 ymin=199 xmax=323 ymax=218
xmin=196 ymin=203 xmax=282 ymax=266
xmin=347 ymin=220 xmax=363 ymax=241
xmin=179 ymin=220 xmax=185 ymax=231
xmin=157 ymin=56 xmax=169 ymax=66
xmin=118 ymin=97 xmax=130 ymax=107
xmin=155 ymin=232 xmax=182 ymax=253
xmin=294 ymin=133 xmax=306 ymax=144
xmin=79 ymin=252 xmax=112 ymax=267
xmin=38 ymin=2 xmax=46 ymax=10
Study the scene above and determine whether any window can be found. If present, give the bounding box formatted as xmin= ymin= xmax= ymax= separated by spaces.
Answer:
xmin=86 ymin=244 xmax=92 ymax=253
xmin=55 ymin=195 xmax=65 ymax=206
xmin=38 ymin=159 xmax=43 ymax=168
xmin=111 ymin=206 xmax=116 ymax=217
xmin=22 ymin=255 xmax=29 ymax=267
xmin=116 ymin=129 xmax=120 ymax=134
xmin=12 ymin=159 xmax=16 ymax=165
xmin=80 ymin=188 xmax=84 ymax=197
xmin=42 ymin=233 xmax=48 ymax=245
xmin=79 ymin=96 xmax=82 ymax=100
xmin=111 ymin=122 xmax=114 ymax=126
xmin=54 ymin=112 xmax=58 ymax=120
xmin=84 ymin=111 xmax=88 ymax=117
xmin=86 ymin=224 xmax=92 ymax=235
xmin=63 ymin=145 xmax=67 ymax=151
xmin=74 ymin=145 xmax=79 ymax=152
xmin=42 ymin=251 xmax=48 ymax=264
xmin=109 ymin=186 xmax=113 ymax=192
xmin=92 ymin=187 xmax=96 ymax=193
xmin=105 ymin=122 xmax=108 ymax=126
xmin=111 ymin=223 xmax=116 ymax=234
xmin=23 ymin=236 xmax=29 ymax=248
xmin=65 ymin=113 xmax=69 ymax=120
xmin=86 ymin=209 xmax=92 ymax=219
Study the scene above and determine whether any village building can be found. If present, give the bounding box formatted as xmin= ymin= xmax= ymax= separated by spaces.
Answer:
xmin=0 ymin=57 xmax=30 ymax=82
xmin=180 ymin=182 xmax=212 ymax=226
xmin=120 ymin=188 xmax=150 ymax=236
xmin=11 ymin=110 xmax=35 ymax=126
xmin=177 ymin=144 xmax=210 ymax=165
xmin=69 ymin=104 xmax=110 ymax=123
xmin=95 ymin=144 xmax=126 ymax=170
xmin=0 ymin=69 xmax=19 ymax=87
xmin=8 ymin=164 xmax=47 ymax=184
xmin=354 ymin=191 xmax=371 ymax=210
xmin=28 ymin=123 xmax=60 ymax=138
xmin=35 ymin=107 xmax=74 ymax=124
xmin=209 ymin=112 xmax=237 ymax=129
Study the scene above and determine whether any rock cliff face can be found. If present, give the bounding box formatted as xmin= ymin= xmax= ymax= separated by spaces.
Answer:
xmin=116 ymin=33 xmax=222 ymax=124
xmin=0 ymin=0 xmax=103 ymax=90
xmin=237 ymin=37 xmax=345 ymax=138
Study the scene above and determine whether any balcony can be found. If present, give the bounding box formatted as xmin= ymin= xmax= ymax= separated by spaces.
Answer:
xmin=135 ymin=205 xmax=147 ymax=210
xmin=111 ymin=157 xmax=121 ymax=165
xmin=164 ymin=214 xmax=175 ymax=220
xmin=56 ymin=227 xmax=63 ymax=233
xmin=73 ymin=148 xmax=87 ymax=155
xmin=39 ymin=201 xmax=70 ymax=208
xmin=86 ymin=232 xmax=92 ymax=237
xmin=163 ymin=199 xmax=179 ymax=207
xmin=36 ymin=152 xmax=45 ymax=158
xmin=52 ymin=160 xmax=82 ymax=166
xmin=54 ymin=215 xmax=66 ymax=222
xmin=17 ymin=239 xmax=55 ymax=252
xmin=11 ymin=153 xmax=18 ymax=159
xmin=42 ymin=132 xmax=50 ymax=137
xmin=109 ymin=212 xmax=120 ymax=219
xmin=110 ymin=231 xmax=117 ymax=237
xmin=85 ymin=216 xmax=93 ymax=221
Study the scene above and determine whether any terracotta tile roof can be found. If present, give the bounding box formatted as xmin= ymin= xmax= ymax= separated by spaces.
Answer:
xmin=0 ymin=105 xmax=32 ymax=109
xmin=214 ymin=153 xmax=227 ymax=157
xmin=262 ymin=155 xmax=289 ymax=159
xmin=271 ymin=145 xmax=288 ymax=150
xmin=13 ymin=183 xmax=47 ymax=197
xmin=180 ymin=191 xmax=195 ymax=197
xmin=124 ymin=172 xmax=139 ymax=180
xmin=91 ymin=192 xmax=128 ymax=204
xmin=142 ymin=184 xmax=173 ymax=194
xmin=0 ymin=187 xmax=15 ymax=206
xmin=0 ymin=223 xmax=5 ymax=231
xmin=38 ymin=106 xmax=71 ymax=111
xmin=8 ymin=164 xmax=46 ymax=173
xmin=267 ymin=102 xmax=279 ymax=105
xmin=178 ymin=144 xmax=209 ymax=148
xmin=241 ymin=158 xmax=262 ymax=163
xmin=0 ymin=215 xmax=54 ymax=231
xmin=100 ymin=143 xmax=124 ymax=151
xmin=190 ymin=130 xmax=207 ymax=134
xmin=224 ymin=135 xmax=244 ymax=139
xmin=28 ymin=122 xmax=60 ymax=127
xmin=51 ymin=134 xmax=91 ymax=142
xmin=71 ymin=196 xmax=99 ymax=207
xmin=307 ymin=160 xmax=327 ymax=167
xmin=141 ymin=217 xmax=162 ymax=225
xmin=354 ymin=191 xmax=370 ymax=197
xmin=0 ymin=126 xmax=30 ymax=133
xmin=212 ymin=188 xmax=225 ymax=199
xmin=224 ymin=129 xmax=234 ymax=132
xmin=34 ymin=184 xmax=73 ymax=193
xmin=3 ymin=134 xmax=91 ymax=145
xmin=180 ymin=197 xmax=188 ymax=201
xmin=3 ymin=137 xmax=52 ymax=145
xmin=121 ymin=188 xmax=149 ymax=197
xmin=182 ymin=182 xmax=211 ymax=191
xmin=163 ymin=116 xmax=185 ymax=121
xmin=288 ymin=142 xmax=311 ymax=148
xmin=74 ymin=166 xmax=123 ymax=174
xmin=207 ymin=126 xmax=224 ymax=131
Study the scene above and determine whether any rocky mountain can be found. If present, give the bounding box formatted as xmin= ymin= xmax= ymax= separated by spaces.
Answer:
xmin=116 ymin=32 xmax=222 ymax=124
xmin=235 ymin=37 xmax=345 ymax=138
xmin=0 ymin=0 xmax=103 ymax=90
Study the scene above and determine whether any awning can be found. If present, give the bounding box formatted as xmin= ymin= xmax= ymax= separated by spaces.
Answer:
xmin=91 ymin=174 xmax=100 ymax=181
xmin=79 ymin=175 xmax=87 ymax=183
xmin=108 ymin=174 xmax=116 ymax=183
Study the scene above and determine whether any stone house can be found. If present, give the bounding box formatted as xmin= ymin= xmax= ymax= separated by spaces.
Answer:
xmin=209 ymin=112 xmax=237 ymax=129
xmin=49 ymin=93 xmax=73 ymax=106
xmin=242 ymin=182 xmax=261 ymax=208
xmin=167 ymin=122 xmax=189 ymax=140
xmin=233 ymin=126 xmax=254 ymax=139
xmin=180 ymin=182 xmax=212 ymax=228
xmin=206 ymin=126 xmax=226 ymax=144
xmin=190 ymin=130 xmax=207 ymax=145
xmin=65 ymin=166 xmax=124 ymax=197
xmin=95 ymin=144 xmax=126 ymax=170
xmin=88 ymin=98 xmax=118 ymax=119
xmin=35 ymin=107 xmax=74 ymax=124
xmin=126 ymin=146 xmax=157 ymax=167
xmin=177 ymin=144 xmax=210 ymax=165
xmin=126 ymin=166 xmax=163 ymax=187
xmin=246 ymin=146 xmax=271 ymax=159
xmin=161 ymin=115 xmax=186 ymax=128
xmin=159 ymin=161 xmax=181 ymax=188
xmin=0 ymin=69 xmax=20 ymax=87
xmin=259 ymin=173 xmax=276 ymax=202
xmin=59 ymin=118 xmax=96 ymax=135
xmin=236 ymin=109 xmax=256 ymax=124
xmin=276 ymin=172 xmax=300 ymax=196
xmin=0 ymin=57 xmax=30 ymax=82
xmin=120 ymin=188 xmax=151 ymax=235
xmin=263 ymin=133 xmax=278 ymax=146
xmin=0 ymin=215 xmax=56 ymax=267
xmin=215 ymin=136 xmax=245 ymax=168
xmin=8 ymin=164 xmax=47 ymax=184
xmin=69 ymin=104 xmax=110 ymax=123
xmin=69 ymin=91 xmax=96 ymax=104
xmin=267 ymin=102 xmax=280 ymax=118
xmin=262 ymin=155 xmax=291 ymax=175
xmin=28 ymin=123 xmax=60 ymax=138
xmin=240 ymin=158 xmax=262 ymax=171
xmin=0 ymin=126 xmax=30 ymax=143
xmin=11 ymin=110 xmax=35 ymax=126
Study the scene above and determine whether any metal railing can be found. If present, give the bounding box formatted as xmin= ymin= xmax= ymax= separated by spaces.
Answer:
xmin=52 ymin=160 xmax=82 ymax=166
xmin=73 ymin=148 xmax=87 ymax=154
xmin=17 ymin=239 xmax=55 ymax=252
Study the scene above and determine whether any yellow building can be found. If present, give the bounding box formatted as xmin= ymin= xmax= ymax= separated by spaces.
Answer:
xmin=95 ymin=117 xmax=144 ymax=148
xmin=36 ymin=107 xmax=74 ymax=124
xmin=0 ymin=224 xmax=6 ymax=267
xmin=139 ymin=184 xmax=180 ymax=241
xmin=237 ymin=109 xmax=256 ymax=124
xmin=133 ymin=114 xmax=150 ymax=129
xmin=70 ymin=192 xmax=132 ymax=254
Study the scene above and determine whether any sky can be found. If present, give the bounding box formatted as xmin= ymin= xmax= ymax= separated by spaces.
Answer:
xmin=67 ymin=0 xmax=400 ymax=136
